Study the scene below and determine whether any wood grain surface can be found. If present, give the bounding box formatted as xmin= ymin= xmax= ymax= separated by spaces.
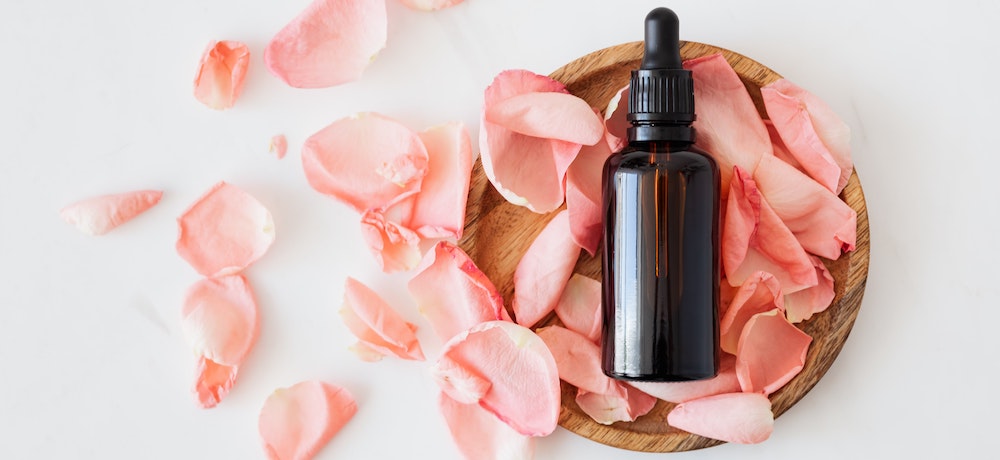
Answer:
xmin=458 ymin=41 xmax=870 ymax=452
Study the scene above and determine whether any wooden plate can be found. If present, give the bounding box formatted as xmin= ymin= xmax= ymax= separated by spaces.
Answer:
xmin=459 ymin=41 xmax=870 ymax=452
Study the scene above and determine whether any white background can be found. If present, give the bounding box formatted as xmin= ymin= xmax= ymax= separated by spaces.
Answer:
xmin=1 ymin=0 xmax=997 ymax=458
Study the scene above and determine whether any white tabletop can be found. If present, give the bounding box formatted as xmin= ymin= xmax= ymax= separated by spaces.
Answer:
xmin=2 ymin=0 xmax=997 ymax=458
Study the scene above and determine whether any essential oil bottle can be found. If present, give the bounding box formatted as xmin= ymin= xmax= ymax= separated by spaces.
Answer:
xmin=601 ymin=7 xmax=720 ymax=381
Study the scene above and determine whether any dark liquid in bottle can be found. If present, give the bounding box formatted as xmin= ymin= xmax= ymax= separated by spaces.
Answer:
xmin=601 ymin=144 xmax=720 ymax=381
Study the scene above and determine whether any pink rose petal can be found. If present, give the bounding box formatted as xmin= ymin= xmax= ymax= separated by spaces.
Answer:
xmin=630 ymin=354 xmax=740 ymax=404
xmin=259 ymin=381 xmax=357 ymax=460
xmin=575 ymin=385 xmax=656 ymax=426
xmin=763 ymin=78 xmax=852 ymax=194
xmin=753 ymin=155 xmax=857 ymax=260
xmin=766 ymin=120 xmax=802 ymax=170
xmin=340 ymin=277 xmax=424 ymax=361
xmin=181 ymin=275 xmax=259 ymax=408
xmin=176 ymin=181 xmax=275 ymax=277
xmin=480 ymin=70 xmax=580 ymax=213
xmin=269 ymin=134 xmax=288 ymax=159
xmin=408 ymin=241 xmax=508 ymax=342
xmin=432 ymin=356 xmax=492 ymax=404
xmin=536 ymin=326 xmax=616 ymax=395
xmin=399 ymin=0 xmax=465 ymax=11
xmin=667 ymin=393 xmax=774 ymax=444
xmin=360 ymin=208 xmax=422 ymax=273
xmin=264 ymin=0 xmax=386 ymax=88
xmin=438 ymin=393 xmax=534 ymax=460
xmin=486 ymin=92 xmax=604 ymax=145
xmin=302 ymin=112 xmax=429 ymax=213
xmin=719 ymin=271 xmax=784 ymax=354
xmin=604 ymin=85 xmax=630 ymax=151
xmin=736 ymin=309 xmax=812 ymax=395
xmin=512 ymin=210 xmax=580 ymax=327
xmin=554 ymin=274 xmax=602 ymax=343
xmin=684 ymin=53 xmax=772 ymax=196
xmin=566 ymin=130 xmax=614 ymax=256
xmin=193 ymin=40 xmax=250 ymax=110
xmin=433 ymin=321 xmax=560 ymax=436
xmin=60 ymin=189 xmax=162 ymax=236
xmin=406 ymin=122 xmax=474 ymax=239
xmin=784 ymin=256 xmax=835 ymax=324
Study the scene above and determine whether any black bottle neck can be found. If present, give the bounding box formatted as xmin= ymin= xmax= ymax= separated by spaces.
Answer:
xmin=627 ymin=123 xmax=695 ymax=144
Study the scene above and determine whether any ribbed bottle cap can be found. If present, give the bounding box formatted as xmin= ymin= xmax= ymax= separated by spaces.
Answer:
xmin=627 ymin=8 xmax=696 ymax=126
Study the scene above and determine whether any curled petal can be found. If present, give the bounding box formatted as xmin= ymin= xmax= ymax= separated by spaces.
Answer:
xmin=438 ymin=393 xmax=534 ymax=460
xmin=554 ymin=274 xmax=602 ymax=343
xmin=340 ymin=277 xmax=424 ymax=361
xmin=784 ymin=256 xmax=835 ymax=323
xmin=259 ymin=381 xmax=357 ymax=460
xmin=264 ymin=0 xmax=386 ymax=88
xmin=60 ymin=189 xmax=162 ymax=236
xmin=629 ymin=354 xmax=740 ymax=404
xmin=269 ymin=134 xmax=288 ymax=159
xmin=667 ymin=393 xmax=774 ymax=444
xmin=408 ymin=241 xmax=508 ymax=342
xmin=763 ymin=78 xmax=852 ymax=193
xmin=753 ymin=155 xmax=857 ymax=260
xmin=360 ymin=209 xmax=422 ymax=273
xmin=303 ymin=113 xmax=428 ymax=213
xmin=684 ymin=53 xmax=772 ymax=196
xmin=486 ymin=92 xmax=604 ymax=145
xmin=435 ymin=321 xmax=560 ymax=436
xmin=407 ymin=122 xmax=474 ymax=239
xmin=536 ymin=326 xmax=616 ymax=395
xmin=575 ymin=385 xmax=656 ymax=426
xmin=736 ymin=309 xmax=812 ymax=395
xmin=566 ymin=129 xmax=614 ymax=255
xmin=193 ymin=40 xmax=250 ymax=110
xmin=719 ymin=271 xmax=784 ymax=354
xmin=513 ymin=210 xmax=580 ymax=327
xmin=193 ymin=357 xmax=238 ymax=409
xmin=603 ymin=85 xmax=629 ymax=151
xmin=432 ymin=357 xmax=492 ymax=404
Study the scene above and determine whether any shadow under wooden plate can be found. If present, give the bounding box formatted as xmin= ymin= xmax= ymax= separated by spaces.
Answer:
xmin=459 ymin=41 xmax=870 ymax=452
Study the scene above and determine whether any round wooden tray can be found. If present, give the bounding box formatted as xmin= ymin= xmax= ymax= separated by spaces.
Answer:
xmin=459 ymin=41 xmax=870 ymax=452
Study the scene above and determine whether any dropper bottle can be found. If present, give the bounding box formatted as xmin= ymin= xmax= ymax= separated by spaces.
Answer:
xmin=601 ymin=7 xmax=720 ymax=381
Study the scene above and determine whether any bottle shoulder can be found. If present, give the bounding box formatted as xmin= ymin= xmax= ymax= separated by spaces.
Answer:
xmin=607 ymin=144 xmax=719 ymax=172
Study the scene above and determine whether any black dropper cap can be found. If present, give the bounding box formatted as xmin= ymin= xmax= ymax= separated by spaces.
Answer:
xmin=628 ymin=8 xmax=696 ymax=142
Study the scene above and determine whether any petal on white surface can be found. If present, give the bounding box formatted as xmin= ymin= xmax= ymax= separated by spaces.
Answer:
xmin=193 ymin=40 xmax=250 ymax=110
xmin=438 ymin=392 xmax=534 ymax=460
xmin=407 ymin=122 xmax=474 ymax=239
xmin=60 ymin=189 xmax=162 ymax=236
xmin=359 ymin=208 xmax=422 ymax=273
xmin=340 ymin=277 xmax=424 ymax=361
xmin=259 ymin=381 xmax=357 ymax=460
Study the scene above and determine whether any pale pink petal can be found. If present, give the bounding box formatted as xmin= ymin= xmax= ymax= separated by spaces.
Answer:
xmin=408 ymin=241 xmax=509 ymax=342
xmin=269 ymin=134 xmax=288 ymax=159
xmin=535 ymin=326 xmax=616 ymax=395
xmin=340 ymin=277 xmax=424 ymax=361
xmin=433 ymin=321 xmax=560 ymax=436
xmin=406 ymin=122 xmax=474 ymax=239
xmin=554 ymin=274 xmax=602 ymax=343
xmin=736 ymin=309 xmax=812 ymax=395
xmin=264 ymin=0 xmax=386 ymax=88
xmin=629 ymin=354 xmax=740 ymax=404
xmin=432 ymin=357 xmax=492 ymax=404
xmin=753 ymin=155 xmax=857 ymax=260
xmin=176 ymin=181 xmax=275 ymax=277
xmin=302 ymin=113 xmax=428 ymax=213
xmin=575 ymin=385 xmax=656 ymax=426
xmin=438 ymin=393 xmax=534 ymax=460
xmin=193 ymin=40 xmax=250 ymax=110
xmin=512 ymin=210 xmax=580 ymax=327
xmin=60 ymin=190 xmax=162 ymax=236
xmin=486 ymin=92 xmax=604 ymax=145
xmin=763 ymin=78 xmax=852 ymax=193
xmin=181 ymin=275 xmax=259 ymax=408
xmin=480 ymin=70 xmax=580 ymax=213
xmin=667 ymin=393 xmax=774 ymax=444
xmin=565 ymin=130 xmax=613 ymax=256
xmin=719 ymin=271 xmax=784 ymax=354
xmin=684 ymin=53 xmax=772 ymax=197
xmin=723 ymin=167 xmax=817 ymax=293
xmin=259 ymin=381 xmax=357 ymax=460
xmin=359 ymin=209 xmax=422 ymax=273
xmin=784 ymin=256 xmax=835 ymax=323
xmin=604 ymin=85 xmax=630 ymax=151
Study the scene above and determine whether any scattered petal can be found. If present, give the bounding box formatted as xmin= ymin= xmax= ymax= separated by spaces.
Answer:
xmin=512 ymin=210 xmax=580 ymax=327
xmin=432 ymin=357 xmax=492 ymax=404
xmin=753 ymin=155 xmax=857 ymax=260
xmin=181 ymin=275 xmax=259 ymax=408
xmin=554 ymin=274 xmax=602 ymax=343
xmin=719 ymin=271 xmax=784 ymax=354
xmin=736 ymin=309 xmax=812 ymax=395
xmin=566 ymin=129 xmax=614 ymax=255
xmin=684 ymin=53 xmax=772 ymax=196
xmin=603 ymin=85 xmax=630 ymax=151
xmin=784 ymin=256 xmax=835 ymax=323
xmin=433 ymin=321 xmax=560 ymax=436
xmin=259 ymin=381 xmax=357 ymax=460
xmin=340 ymin=277 xmax=424 ymax=361
xmin=486 ymin=92 xmax=604 ymax=145
xmin=762 ymin=78 xmax=852 ymax=193
xmin=407 ymin=122 xmax=474 ymax=239
xmin=302 ymin=113 xmax=429 ymax=213
xmin=270 ymin=134 xmax=288 ymax=159
xmin=193 ymin=40 xmax=250 ymax=110
xmin=408 ymin=241 xmax=508 ymax=342
xmin=438 ymin=393 xmax=534 ymax=460
xmin=575 ymin=385 xmax=656 ymax=426
xmin=536 ymin=326 xmax=616 ymax=395
xmin=360 ymin=209 xmax=422 ymax=273
xmin=630 ymin=354 xmax=740 ymax=404
xmin=667 ymin=393 xmax=774 ymax=444
xmin=264 ymin=0 xmax=387 ymax=88
xmin=60 ymin=190 xmax=162 ymax=236
xmin=176 ymin=181 xmax=275 ymax=277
